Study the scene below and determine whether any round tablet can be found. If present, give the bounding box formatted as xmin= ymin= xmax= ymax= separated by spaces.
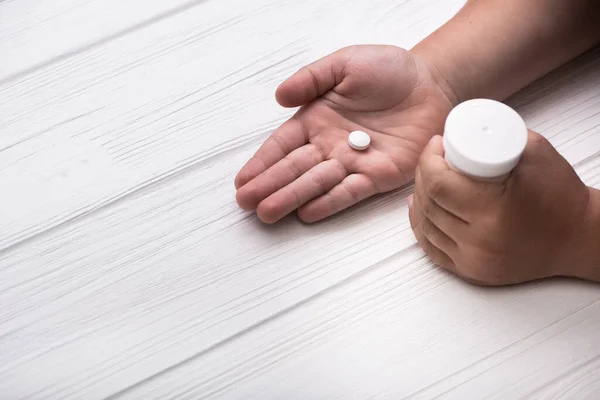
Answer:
xmin=443 ymin=99 xmax=527 ymax=179
xmin=348 ymin=130 xmax=371 ymax=151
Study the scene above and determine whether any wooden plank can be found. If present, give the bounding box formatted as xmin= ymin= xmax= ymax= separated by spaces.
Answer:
xmin=1 ymin=71 xmax=598 ymax=397
xmin=0 ymin=0 xmax=464 ymax=81
xmin=0 ymin=0 xmax=465 ymax=252
xmin=0 ymin=146 xmax=417 ymax=399
xmin=110 ymin=265 xmax=600 ymax=399
xmin=1 ymin=0 xmax=600 ymax=398
xmin=510 ymin=47 xmax=600 ymax=167
xmin=0 ymin=0 xmax=204 ymax=81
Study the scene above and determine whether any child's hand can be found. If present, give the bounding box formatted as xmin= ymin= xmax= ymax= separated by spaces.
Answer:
xmin=235 ymin=45 xmax=455 ymax=223
xmin=408 ymin=132 xmax=593 ymax=286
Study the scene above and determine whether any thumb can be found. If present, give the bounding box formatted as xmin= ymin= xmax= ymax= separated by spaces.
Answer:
xmin=275 ymin=47 xmax=352 ymax=107
xmin=422 ymin=135 xmax=445 ymax=159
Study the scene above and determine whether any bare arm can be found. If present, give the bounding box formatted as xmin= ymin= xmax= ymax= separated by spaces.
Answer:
xmin=411 ymin=0 xmax=600 ymax=104
xmin=411 ymin=1 xmax=600 ymax=283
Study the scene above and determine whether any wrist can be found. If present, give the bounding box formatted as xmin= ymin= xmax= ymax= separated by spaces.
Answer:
xmin=570 ymin=187 xmax=600 ymax=282
xmin=409 ymin=7 xmax=499 ymax=105
xmin=411 ymin=0 xmax=600 ymax=106
xmin=410 ymin=43 xmax=462 ymax=107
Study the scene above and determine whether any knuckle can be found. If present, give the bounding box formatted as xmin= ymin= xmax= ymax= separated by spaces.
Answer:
xmin=308 ymin=170 xmax=328 ymax=194
xmin=342 ymin=179 xmax=360 ymax=202
xmin=332 ymin=158 xmax=348 ymax=178
xmin=305 ymin=65 xmax=321 ymax=94
xmin=425 ymin=175 xmax=446 ymax=200
xmin=420 ymin=217 xmax=435 ymax=238
xmin=309 ymin=143 xmax=327 ymax=164
xmin=288 ymin=185 xmax=304 ymax=208
xmin=420 ymin=198 xmax=434 ymax=218
xmin=283 ymin=157 xmax=301 ymax=178
xmin=528 ymin=130 xmax=548 ymax=147
xmin=271 ymin=133 xmax=290 ymax=155
xmin=525 ymin=131 xmax=554 ymax=157
xmin=419 ymin=236 xmax=436 ymax=258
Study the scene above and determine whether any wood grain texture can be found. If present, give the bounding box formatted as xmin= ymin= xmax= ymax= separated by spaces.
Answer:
xmin=1 ymin=0 xmax=599 ymax=399
xmin=0 ymin=0 xmax=209 ymax=81
xmin=0 ymin=0 xmax=463 ymax=251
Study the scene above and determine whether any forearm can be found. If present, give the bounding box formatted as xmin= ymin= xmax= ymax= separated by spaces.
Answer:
xmin=411 ymin=0 xmax=600 ymax=104
xmin=572 ymin=188 xmax=600 ymax=283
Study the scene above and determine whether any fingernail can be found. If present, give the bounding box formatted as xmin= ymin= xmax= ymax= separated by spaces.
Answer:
xmin=408 ymin=194 xmax=413 ymax=209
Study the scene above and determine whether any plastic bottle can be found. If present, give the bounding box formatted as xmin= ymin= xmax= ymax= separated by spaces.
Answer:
xmin=443 ymin=99 xmax=528 ymax=181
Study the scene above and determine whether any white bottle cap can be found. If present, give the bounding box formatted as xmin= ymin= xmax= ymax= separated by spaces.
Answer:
xmin=443 ymin=99 xmax=528 ymax=179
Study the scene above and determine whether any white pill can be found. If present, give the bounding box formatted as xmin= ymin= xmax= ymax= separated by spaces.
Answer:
xmin=348 ymin=130 xmax=371 ymax=151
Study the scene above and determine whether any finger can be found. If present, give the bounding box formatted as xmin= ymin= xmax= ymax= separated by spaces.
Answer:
xmin=410 ymin=190 xmax=457 ymax=257
xmin=414 ymin=235 xmax=485 ymax=286
xmin=409 ymin=197 xmax=456 ymax=271
xmin=297 ymin=173 xmax=377 ymax=223
xmin=235 ymin=117 xmax=307 ymax=189
xmin=411 ymin=224 xmax=456 ymax=272
xmin=275 ymin=47 xmax=352 ymax=107
xmin=413 ymin=233 xmax=487 ymax=286
xmin=256 ymin=159 xmax=347 ymax=223
xmin=414 ymin=166 xmax=469 ymax=236
xmin=236 ymin=143 xmax=324 ymax=210
xmin=409 ymin=191 xmax=497 ymax=286
xmin=418 ymin=136 xmax=504 ymax=222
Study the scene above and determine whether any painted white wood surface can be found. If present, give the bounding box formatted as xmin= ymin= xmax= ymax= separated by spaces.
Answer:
xmin=1 ymin=0 xmax=599 ymax=398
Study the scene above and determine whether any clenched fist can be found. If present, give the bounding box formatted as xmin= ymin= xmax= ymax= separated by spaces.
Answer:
xmin=409 ymin=132 xmax=600 ymax=286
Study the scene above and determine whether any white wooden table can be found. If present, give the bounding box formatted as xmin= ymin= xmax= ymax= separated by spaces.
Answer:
xmin=1 ymin=0 xmax=600 ymax=398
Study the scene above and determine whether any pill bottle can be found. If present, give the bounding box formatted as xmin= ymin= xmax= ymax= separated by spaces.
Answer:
xmin=443 ymin=99 xmax=528 ymax=182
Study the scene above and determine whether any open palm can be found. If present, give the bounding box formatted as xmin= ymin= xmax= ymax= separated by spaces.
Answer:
xmin=235 ymin=45 xmax=455 ymax=223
